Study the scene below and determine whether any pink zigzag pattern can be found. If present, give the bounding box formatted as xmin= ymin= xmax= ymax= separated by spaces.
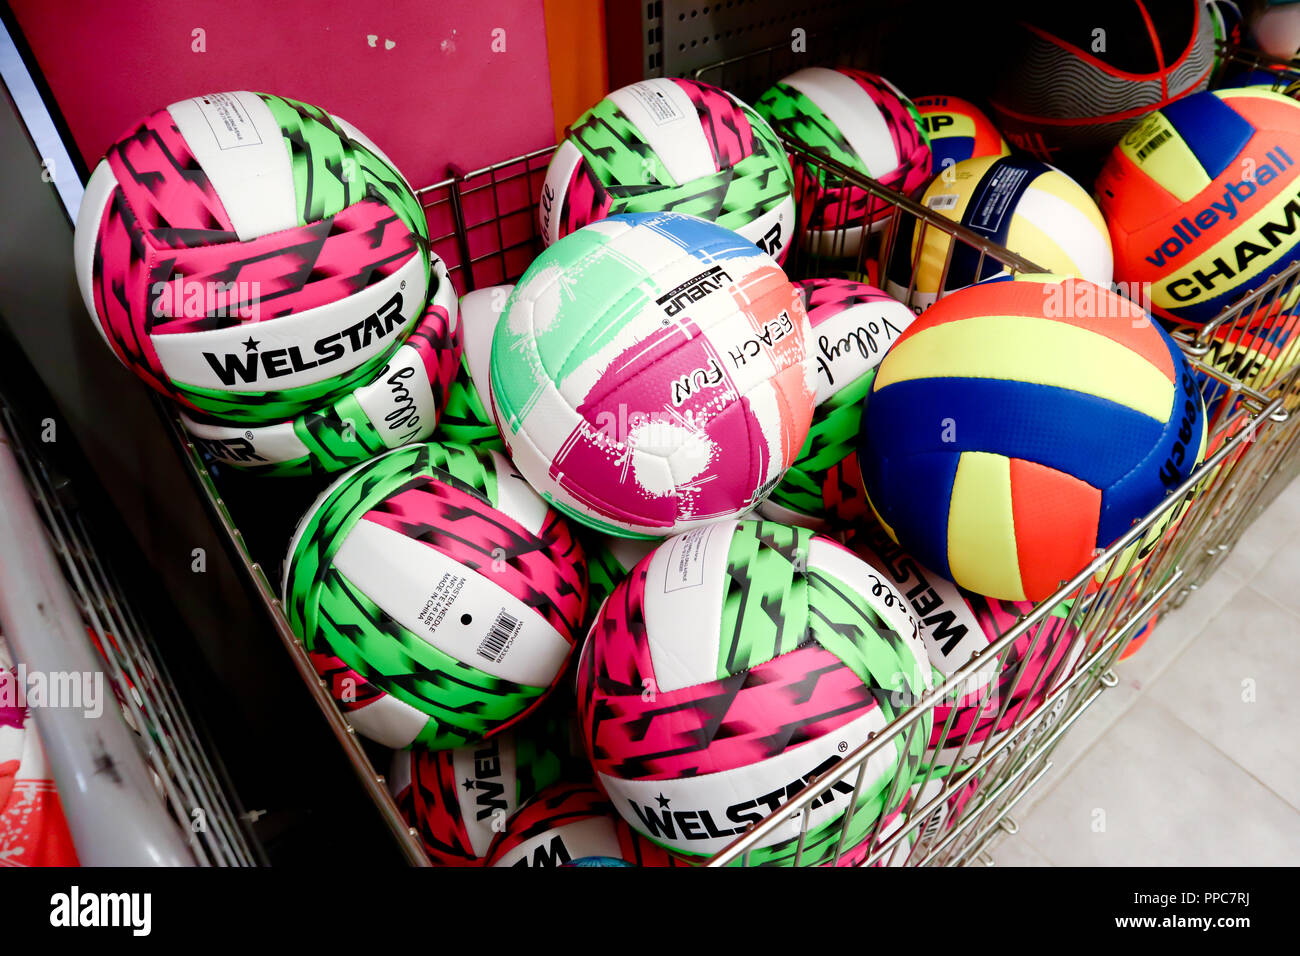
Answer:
xmin=579 ymin=563 xmax=879 ymax=781
xmin=147 ymin=200 xmax=421 ymax=334
xmin=673 ymin=79 xmax=756 ymax=171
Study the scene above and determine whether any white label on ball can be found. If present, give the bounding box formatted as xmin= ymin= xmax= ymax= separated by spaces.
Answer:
xmin=643 ymin=521 xmax=736 ymax=692
xmin=333 ymin=518 xmax=570 ymax=687
xmin=663 ymin=526 xmax=712 ymax=592
xmin=623 ymin=81 xmax=685 ymax=126
xmin=970 ymin=164 xmax=1031 ymax=234
xmin=191 ymin=92 xmax=263 ymax=150
xmin=168 ymin=90 xmax=299 ymax=240
xmin=607 ymin=80 xmax=713 ymax=183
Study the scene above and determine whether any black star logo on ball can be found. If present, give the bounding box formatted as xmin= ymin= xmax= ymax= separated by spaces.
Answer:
xmin=655 ymin=793 xmax=670 ymax=808
xmin=242 ymin=336 xmax=259 ymax=352
xmin=463 ymin=777 xmax=475 ymax=791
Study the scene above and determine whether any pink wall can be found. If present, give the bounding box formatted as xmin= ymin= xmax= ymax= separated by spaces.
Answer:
xmin=11 ymin=0 xmax=557 ymax=190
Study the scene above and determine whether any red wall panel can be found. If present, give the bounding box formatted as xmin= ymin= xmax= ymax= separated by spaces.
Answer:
xmin=10 ymin=0 xmax=558 ymax=189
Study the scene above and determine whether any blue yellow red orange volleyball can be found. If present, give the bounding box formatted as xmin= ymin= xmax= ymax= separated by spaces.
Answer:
xmin=858 ymin=274 xmax=1207 ymax=602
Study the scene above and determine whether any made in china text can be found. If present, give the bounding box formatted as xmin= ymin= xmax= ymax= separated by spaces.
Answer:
xmin=201 ymin=292 xmax=405 ymax=385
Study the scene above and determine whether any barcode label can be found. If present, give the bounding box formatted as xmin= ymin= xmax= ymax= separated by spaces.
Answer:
xmin=927 ymin=193 xmax=959 ymax=211
xmin=1136 ymin=129 xmax=1172 ymax=161
xmin=477 ymin=609 xmax=521 ymax=663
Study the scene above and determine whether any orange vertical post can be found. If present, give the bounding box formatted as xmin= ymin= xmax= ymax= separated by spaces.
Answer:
xmin=544 ymin=0 xmax=611 ymax=142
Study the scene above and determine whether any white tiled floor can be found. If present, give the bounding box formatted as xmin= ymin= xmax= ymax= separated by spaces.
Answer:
xmin=990 ymin=477 xmax=1300 ymax=866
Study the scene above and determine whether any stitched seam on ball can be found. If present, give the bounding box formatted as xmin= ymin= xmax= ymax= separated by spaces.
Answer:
xmin=606 ymin=636 xmax=821 ymax=703
xmin=1101 ymin=365 xmax=1196 ymax=511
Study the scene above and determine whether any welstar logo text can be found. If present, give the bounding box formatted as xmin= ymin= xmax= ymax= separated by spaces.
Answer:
xmin=464 ymin=735 xmax=509 ymax=821
xmin=201 ymin=292 xmax=404 ymax=385
xmin=624 ymin=752 xmax=854 ymax=843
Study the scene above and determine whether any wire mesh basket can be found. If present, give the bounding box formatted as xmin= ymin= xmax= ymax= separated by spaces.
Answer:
xmin=161 ymin=46 xmax=1300 ymax=864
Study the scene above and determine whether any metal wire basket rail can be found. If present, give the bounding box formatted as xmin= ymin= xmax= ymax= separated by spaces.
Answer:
xmin=711 ymin=389 xmax=1292 ymax=866
xmin=0 ymin=395 xmax=258 ymax=866
xmin=166 ymin=69 xmax=1300 ymax=865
